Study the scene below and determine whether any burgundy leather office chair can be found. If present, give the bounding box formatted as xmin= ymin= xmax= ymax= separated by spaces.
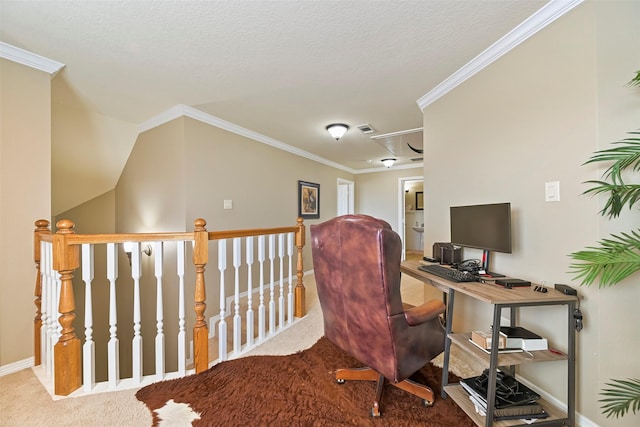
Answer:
xmin=310 ymin=214 xmax=446 ymax=417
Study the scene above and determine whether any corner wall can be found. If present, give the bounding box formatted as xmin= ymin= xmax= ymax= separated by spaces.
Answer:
xmin=111 ymin=116 xmax=355 ymax=375
xmin=0 ymin=59 xmax=52 ymax=366
xmin=421 ymin=2 xmax=639 ymax=425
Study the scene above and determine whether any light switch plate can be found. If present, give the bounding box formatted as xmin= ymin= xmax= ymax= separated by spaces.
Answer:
xmin=545 ymin=181 xmax=560 ymax=202
xmin=223 ymin=199 xmax=233 ymax=209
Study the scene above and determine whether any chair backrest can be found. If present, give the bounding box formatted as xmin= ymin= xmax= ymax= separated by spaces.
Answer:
xmin=311 ymin=214 xmax=406 ymax=380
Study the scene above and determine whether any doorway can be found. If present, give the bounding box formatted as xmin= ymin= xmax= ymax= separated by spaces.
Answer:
xmin=398 ymin=176 xmax=424 ymax=260
xmin=337 ymin=178 xmax=354 ymax=216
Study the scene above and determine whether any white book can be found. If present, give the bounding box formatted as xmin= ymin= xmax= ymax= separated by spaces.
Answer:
xmin=521 ymin=338 xmax=548 ymax=351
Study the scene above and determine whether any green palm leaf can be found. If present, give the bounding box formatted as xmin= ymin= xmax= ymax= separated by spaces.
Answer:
xmin=569 ymin=229 xmax=640 ymax=287
xmin=582 ymin=181 xmax=640 ymax=218
xmin=600 ymin=378 xmax=640 ymax=418
xmin=583 ymin=134 xmax=640 ymax=180
xmin=628 ymin=69 xmax=640 ymax=86
xmin=581 ymin=132 xmax=640 ymax=218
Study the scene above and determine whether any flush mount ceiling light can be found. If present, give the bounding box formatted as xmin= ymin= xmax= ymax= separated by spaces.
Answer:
xmin=381 ymin=158 xmax=396 ymax=168
xmin=326 ymin=123 xmax=349 ymax=141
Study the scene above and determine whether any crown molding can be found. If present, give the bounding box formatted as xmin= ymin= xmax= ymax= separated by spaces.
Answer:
xmin=416 ymin=0 xmax=584 ymax=110
xmin=139 ymin=104 xmax=419 ymax=174
xmin=139 ymin=104 xmax=356 ymax=174
xmin=0 ymin=42 xmax=65 ymax=76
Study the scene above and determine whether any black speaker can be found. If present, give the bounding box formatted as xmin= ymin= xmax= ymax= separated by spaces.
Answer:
xmin=432 ymin=242 xmax=462 ymax=265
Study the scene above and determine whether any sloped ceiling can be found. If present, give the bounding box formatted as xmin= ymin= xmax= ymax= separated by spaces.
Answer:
xmin=1 ymin=0 xmax=574 ymax=213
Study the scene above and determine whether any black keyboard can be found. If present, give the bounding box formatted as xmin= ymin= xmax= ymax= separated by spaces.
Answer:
xmin=418 ymin=264 xmax=478 ymax=283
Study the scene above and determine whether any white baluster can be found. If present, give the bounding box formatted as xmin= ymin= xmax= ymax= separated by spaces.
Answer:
xmin=278 ymin=233 xmax=285 ymax=329
xmin=268 ymin=234 xmax=276 ymax=335
xmin=287 ymin=232 xmax=294 ymax=324
xmin=82 ymin=244 xmax=95 ymax=392
xmin=41 ymin=242 xmax=51 ymax=377
xmin=153 ymin=241 xmax=165 ymax=380
xmin=258 ymin=235 xmax=266 ymax=341
xmin=53 ymin=269 xmax=62 ymax=373
xmin=176 ymin=241 xmax=186 ymax=376
xmin=232 ymin=238 xmax=242 ymax=354
xmin=131 ymin=242 xmax=143 ymax=383
xmin=245 ymin=236 xmax=254 ymax=348
xmin=107 ymin=243 xmax=119 ymax=388
xmin=218 ymin=239 xmax=227 ymax=361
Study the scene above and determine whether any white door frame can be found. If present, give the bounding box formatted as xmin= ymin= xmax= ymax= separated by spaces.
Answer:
xmin=398 ymin=175 xmax=423 ymax=260
xmin=337 ymin=178 xmax=354 ymax=216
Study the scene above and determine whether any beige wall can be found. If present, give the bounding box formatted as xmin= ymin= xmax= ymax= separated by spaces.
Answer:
xmin=0 ymin=59 xmax=52 ymax=365
xmin=421 ymin=2 xmax=639 ymax=425
xmin=109 ymin=116 xmax=356 ymax=375
xmin=182 ymin=117 xmax=356 ymax=265
xmin=114 ymin=118 xmax=187 ymax=377
xmin=355 ymin=167 xmax=423 ymax=234
xmin=52 ymin=103 xmax=138 ymax=216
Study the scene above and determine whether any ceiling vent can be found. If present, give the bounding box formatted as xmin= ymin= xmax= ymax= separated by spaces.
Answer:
xmin=357 ymin=124 xmax=376 ymax=134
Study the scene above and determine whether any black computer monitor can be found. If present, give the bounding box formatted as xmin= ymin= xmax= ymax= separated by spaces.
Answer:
xmin=450 ymin=202 xmax=512 ymax=272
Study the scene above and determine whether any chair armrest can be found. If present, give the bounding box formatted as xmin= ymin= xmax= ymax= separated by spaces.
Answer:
xmin=404 ymin=299 xmax=446 ymax=326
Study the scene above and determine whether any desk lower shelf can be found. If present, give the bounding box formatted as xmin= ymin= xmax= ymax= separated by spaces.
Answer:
xmin=444 ymin=384 xmax=568 ymax=427
xmin=446 ymin=333 xmax=569 ymax=426
xmin=449 ymin=333 xmax=568 ymax=367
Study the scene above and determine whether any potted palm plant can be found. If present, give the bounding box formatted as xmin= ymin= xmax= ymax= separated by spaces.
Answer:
xmin=569 ymin=70 xmax=640 ymax=419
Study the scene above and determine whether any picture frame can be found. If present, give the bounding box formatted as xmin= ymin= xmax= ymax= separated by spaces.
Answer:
xmin=416 ymin=191 xmax=424 ymax=210
xmin=298 ymin=180 xmax=320 ymax=219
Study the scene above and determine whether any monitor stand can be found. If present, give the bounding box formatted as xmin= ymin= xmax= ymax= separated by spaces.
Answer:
xmin=481 ymin=250 xmax=506 ymax=278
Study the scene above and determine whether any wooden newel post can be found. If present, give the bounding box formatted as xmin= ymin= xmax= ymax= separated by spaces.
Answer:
xmin=52 ymin=219 xmax=81 ymax=396
xmin=294 ymin=217 xmax=306 ymax=318
xmin=192 ymin=218 xmax=209 ymax=373
xmin=33 ymin=219 xmax=51 ymax=366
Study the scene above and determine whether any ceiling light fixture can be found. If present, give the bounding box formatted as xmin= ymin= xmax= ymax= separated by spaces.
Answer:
xmin=326 ymin=123 xmax=349 ymax=141
xmin=382 ymin=158 xmax=396 ymax=168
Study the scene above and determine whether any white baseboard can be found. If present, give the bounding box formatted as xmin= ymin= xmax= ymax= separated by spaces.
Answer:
xmin=0 ymin=357 xmax=34 ymax=377
xmin=518 ymin=374 xmax=600 ymax=427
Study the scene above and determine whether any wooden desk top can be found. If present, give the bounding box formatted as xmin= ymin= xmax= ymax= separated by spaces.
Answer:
xmin=401 ymin=259 xmax=577 ymax=305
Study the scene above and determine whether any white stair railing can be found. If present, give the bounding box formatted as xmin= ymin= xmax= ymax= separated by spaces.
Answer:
xmin=32 ymin=219 xmax=306 ymax=397
xmin=208 ymin=231 xmax=299 ymax=363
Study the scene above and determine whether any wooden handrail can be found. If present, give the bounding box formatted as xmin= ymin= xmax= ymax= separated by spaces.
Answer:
xmin=60 ymin=232 xmax=196 ymax=245
xmin=207 ymin=225 xmax=299 ymax=240
xmin=33 ymin=216 xmax=306 ymax=392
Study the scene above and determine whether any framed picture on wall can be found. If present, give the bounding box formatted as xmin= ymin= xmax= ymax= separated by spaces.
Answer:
xmin=416 ymin=191 xmax=424 ymax=210
xmin=298 ymin=180 xmax=320 ymax=219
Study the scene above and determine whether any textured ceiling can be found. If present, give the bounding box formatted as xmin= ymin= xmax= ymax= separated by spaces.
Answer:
xmin=1 ymin=0 xmax=548 ymax=172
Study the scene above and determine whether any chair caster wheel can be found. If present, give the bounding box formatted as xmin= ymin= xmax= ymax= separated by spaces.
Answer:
xmin=370 ymin=407 xmax=381 ymax=417
xmin=336 ymin=378 xmax=345 ymax=384
xmin=422 ymin=399 xmax=434 ymax=407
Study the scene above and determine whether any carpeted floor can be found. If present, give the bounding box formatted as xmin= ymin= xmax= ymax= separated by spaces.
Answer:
xmin=1 ymin=272 xmax=482 ymax=426
xmin=136 ymin=336 xmax=475 ymax=426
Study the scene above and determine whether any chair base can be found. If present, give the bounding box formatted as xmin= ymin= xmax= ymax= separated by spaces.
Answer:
xmin=335 ymin=367 xmax=435 ymax=417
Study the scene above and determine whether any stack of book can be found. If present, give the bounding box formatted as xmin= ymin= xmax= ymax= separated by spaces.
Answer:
xmin=469 ymin=330 xmax=523 ymax=354
xmin=460 ymin=369 xmax=549 ymax=421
